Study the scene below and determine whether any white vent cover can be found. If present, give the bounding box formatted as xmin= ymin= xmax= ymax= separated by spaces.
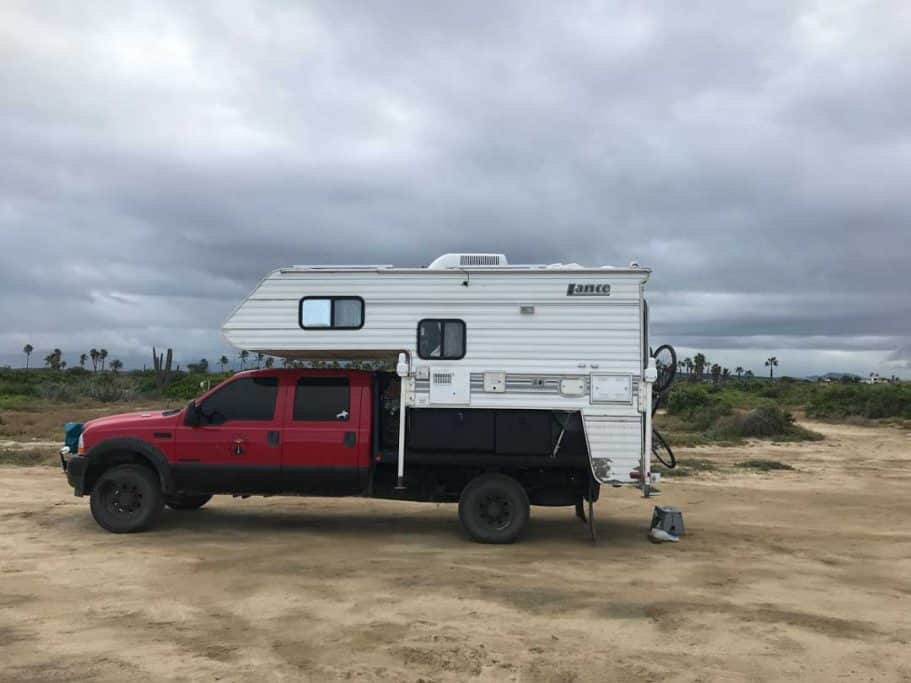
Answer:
xmin=428 ymin=253 xmax=508 ymax=269
xmin=429 ymin=367 xmax=471 ymax=405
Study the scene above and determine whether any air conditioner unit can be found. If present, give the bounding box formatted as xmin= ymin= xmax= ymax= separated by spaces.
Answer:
xmin=428 ymin=253 xmax=508 ymax=269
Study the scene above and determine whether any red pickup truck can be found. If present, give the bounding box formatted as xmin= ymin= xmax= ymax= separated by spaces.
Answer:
xmin=62 ymin=368 xmax=595 ymax=543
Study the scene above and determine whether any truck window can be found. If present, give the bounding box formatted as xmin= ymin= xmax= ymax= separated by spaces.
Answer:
xmin=417 ymin=319 xmax=465 ymax=359
xmin=199 ymin=377 xmax=278 ymax=423
xmin=294 ymin=377 xmax=350 ymax=421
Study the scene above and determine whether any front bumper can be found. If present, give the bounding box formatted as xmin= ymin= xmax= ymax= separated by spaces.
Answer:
xmin=60 ymin=448 xmax=88 ymax=496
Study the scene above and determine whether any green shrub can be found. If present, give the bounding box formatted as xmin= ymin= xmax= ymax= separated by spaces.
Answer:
xmin=667 ymin=384 xmax=720 ymax=414
xmin=806 ymin=384 xmax=911 ymax=420
xmin=707 ymin=405 xmax=823 ymax=442
xmin=163 ymin=373 xmax=232 ymax=400
xmin=39 ymin=383 xmax=81 ymax=402
xmin=666 ymin=384 xmax=732 ymax=430
xmin=736 ymin=405 xmax=794 ymax=437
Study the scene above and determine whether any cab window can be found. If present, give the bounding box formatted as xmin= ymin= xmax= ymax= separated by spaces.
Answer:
xmin=199 ymin=377 xmax=278 ymax=424
xmin=294 ymin=377 xmax=350 ymax=421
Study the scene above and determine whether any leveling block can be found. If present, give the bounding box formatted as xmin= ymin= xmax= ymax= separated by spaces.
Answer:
xmin=649 ymin=505 xmax=684 ymax=543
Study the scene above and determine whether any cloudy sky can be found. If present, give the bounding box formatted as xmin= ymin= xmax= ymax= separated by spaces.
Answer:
xmin=1 ymin=1 xmax=909 ymax=377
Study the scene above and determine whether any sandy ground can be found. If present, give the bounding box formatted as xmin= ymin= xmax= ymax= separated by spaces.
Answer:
xmin=1 ymin=421 xmax=910 ymax=682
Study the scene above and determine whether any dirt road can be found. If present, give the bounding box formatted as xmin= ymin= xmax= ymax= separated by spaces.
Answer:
xmin=1 ymin=421 xmax=910 ymax=682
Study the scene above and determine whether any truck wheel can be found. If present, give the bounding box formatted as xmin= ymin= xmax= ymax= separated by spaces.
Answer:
xmin=89 ymin=464 xmax=164 ymax=533
xmin=458 ymin=473 xmax=530 ymax=544
xmin=165 ymin=494 xmax=212 ymax=511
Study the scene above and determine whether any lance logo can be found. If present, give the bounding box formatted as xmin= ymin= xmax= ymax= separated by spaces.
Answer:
xmin=566 ymin=283 xmax=611 ymax=296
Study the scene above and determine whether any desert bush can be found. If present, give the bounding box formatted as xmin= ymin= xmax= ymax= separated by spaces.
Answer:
xmin=39 ymin=382 xmax=81 ymax=402
xmin=164 ymin=372 xmax=232 ymax=400
xmin=667 ymin=384 xmax=720 ymax=414
xmin=708 ymin=405 xmax=822 ymax=441
xmin=806 ymin=384 xmax=911 ymax=420
xmin=84 ymin=377 xmax=129 ymax=403
xmin=736 ymin=459 xmax=794 ymax=471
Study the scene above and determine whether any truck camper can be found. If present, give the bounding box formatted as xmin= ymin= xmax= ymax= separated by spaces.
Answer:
xmin=61 ymin=254 xmax=676 ymax=543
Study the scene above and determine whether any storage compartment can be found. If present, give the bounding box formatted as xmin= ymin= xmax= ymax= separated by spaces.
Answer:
xmin=407 ymin=409 xmax=495 ymax=452
xmin=495 ymin=411 xmax=554 ymax=455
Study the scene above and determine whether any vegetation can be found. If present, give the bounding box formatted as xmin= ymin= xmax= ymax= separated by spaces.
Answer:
xmin=736 ymin=459 xmax=794 ymax=471
xmin=804 ymin=383 xmax=911 ymax=420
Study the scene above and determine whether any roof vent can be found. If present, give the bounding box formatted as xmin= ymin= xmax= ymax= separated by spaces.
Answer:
xmin=428 ymin=253 xmax=508 ymax=269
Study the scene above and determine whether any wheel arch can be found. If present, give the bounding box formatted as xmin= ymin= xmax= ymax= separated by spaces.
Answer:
xmin=82 ymin=438 xmax=175 ymax=495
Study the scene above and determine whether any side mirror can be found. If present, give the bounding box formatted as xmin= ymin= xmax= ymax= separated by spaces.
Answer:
xmin=184 ymin=400 xmax=201 ymax=427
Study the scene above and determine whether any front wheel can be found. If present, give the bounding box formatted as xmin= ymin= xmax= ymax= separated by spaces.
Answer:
xmin=165 ymin=494 xmax=212 ymax=511
xmin=89 ymin=464 xmax=164 ymax=533
xmin=458 ymin=473 xmax=530 ymax=544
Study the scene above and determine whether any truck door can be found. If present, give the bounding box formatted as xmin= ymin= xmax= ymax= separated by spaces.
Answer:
xmin=174 ymin=375 xmax=284 ymax=492
xmin=281 ymin=374 xmax=369 ymax=494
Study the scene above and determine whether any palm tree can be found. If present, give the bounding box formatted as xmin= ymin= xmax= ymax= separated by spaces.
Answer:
xmin=745 ymin=370 xmax=754 ymax=379
xmin=281 ymin=358 xmax=291 ymax=368
xmin=239 ymin=350 xmax=249 ymax=369
xmin=44 ymin=349 xmax=63 ymax=371
xmin=765 ymin=356 xmax=778 ymax=380
xmin=219 ymin=355 xmax=229 ymax=372
xmin=110 ymin=359 xmax=123 ymax=374
xmin=735 ymin=366 xmax=744 ymax=380
xmin=684 ymin=357 xmax=693 ymax=379
xmin=79 ymin=353 xmax=88 ymax=369
xmin=710 ymin=363 xmax=722 ymax=386
xmin=255 ymin=352 xmax=265 ymax=369
xmin=89 ymin=348 xmax=99 ymax=372
xmin=693 ymin=353 xmax=707 ymax=382
xmin=99 ymin=349 xmax=108 ymax=372
xmin=722 ymin=367 xmax=731 ymax=383
xmin=264 ymin=357 xmax=274 ymax=369
xmin=23 ymin=344 xmax=33 ymax=369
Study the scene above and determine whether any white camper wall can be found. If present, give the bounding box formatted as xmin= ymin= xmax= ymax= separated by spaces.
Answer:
xmin=224 ymin=269 xmax=644 ymax=365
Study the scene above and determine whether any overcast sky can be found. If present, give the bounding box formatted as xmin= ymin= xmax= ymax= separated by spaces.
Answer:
xmin=1 ymin=1 xmax=909 ymax=377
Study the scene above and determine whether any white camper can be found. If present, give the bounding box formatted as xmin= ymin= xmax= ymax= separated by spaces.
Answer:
xmin=223 ymin=253 xmax=668 ymax=496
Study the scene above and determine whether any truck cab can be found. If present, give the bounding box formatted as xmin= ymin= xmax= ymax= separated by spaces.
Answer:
xmin=62 ymin=367 xmax=597 ymax=543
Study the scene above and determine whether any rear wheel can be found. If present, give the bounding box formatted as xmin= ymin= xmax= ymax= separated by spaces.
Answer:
xmin=89 ymin=464 xmax=163 ymax=533
xmin=458 ymin=473 xmax=530 ymax=544
xmin=165 ymin=494 xmax=212 ymax=511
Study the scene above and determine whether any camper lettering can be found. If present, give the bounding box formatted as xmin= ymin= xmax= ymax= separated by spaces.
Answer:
xmin=566 ymin=283 xmax=611 ymax=296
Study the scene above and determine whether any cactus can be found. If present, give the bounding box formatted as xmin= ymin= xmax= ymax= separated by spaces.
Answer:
xmin=152 ymin=346 xmax=174 ymax=391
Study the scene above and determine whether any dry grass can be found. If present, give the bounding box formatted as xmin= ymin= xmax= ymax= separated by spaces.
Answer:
xmin=0 ymin=449 xmax=59 ymax=466
xmin=0 ymin=401 xmax=176 ymax=442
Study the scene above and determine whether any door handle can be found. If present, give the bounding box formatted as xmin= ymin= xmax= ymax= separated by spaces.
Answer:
xmin=232 ymin=439 xmax=246 ymax=456
xmin=267 ymin=431 xmax=280 ymax=447
xmin=343 ymin=431 xmax=356 ymax=448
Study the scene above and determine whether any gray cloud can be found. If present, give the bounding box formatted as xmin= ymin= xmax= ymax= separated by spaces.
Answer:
xmin=1 ymin=1 xmax=909 ymax=376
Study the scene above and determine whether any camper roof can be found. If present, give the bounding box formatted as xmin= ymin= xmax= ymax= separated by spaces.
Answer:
xmin=284 ymin=253 xmax=650 ymax=275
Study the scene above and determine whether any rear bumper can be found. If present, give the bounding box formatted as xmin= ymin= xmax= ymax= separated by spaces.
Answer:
xmin=61 ymin=450 xmax=88 ymax=496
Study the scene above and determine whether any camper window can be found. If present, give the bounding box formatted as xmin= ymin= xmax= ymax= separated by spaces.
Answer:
xmin=417 ymin=319 xmax=465 ymax=359
xmin=293 ymin=377 xmax=350 ymax=421
xmin=299 ymin=297 xmax=364 ymax=329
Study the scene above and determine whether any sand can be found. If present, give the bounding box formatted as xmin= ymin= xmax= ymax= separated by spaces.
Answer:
xmin=1 ymin=420 xmax=910 ymax=681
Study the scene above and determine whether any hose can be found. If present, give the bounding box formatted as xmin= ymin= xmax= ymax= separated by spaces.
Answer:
xmin=649 ymin=344 xmax=677 ymax=469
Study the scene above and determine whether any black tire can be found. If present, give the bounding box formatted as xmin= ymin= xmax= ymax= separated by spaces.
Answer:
xmin=458 ymin=473 xmax=530 ymax=544
xmin=89 ymin=464 xmax=164 ymax=533
xmin=165 ymin=494 xmax=212 ymax=511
